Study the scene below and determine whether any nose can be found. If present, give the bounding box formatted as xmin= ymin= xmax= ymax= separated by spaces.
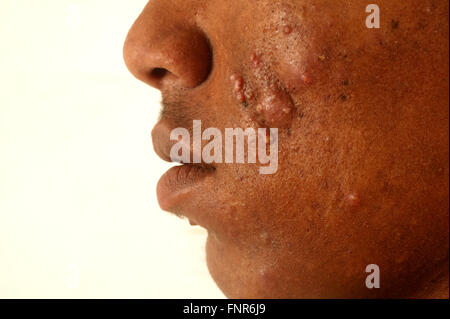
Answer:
xmin=123 ymin=1 xmax=212 ymax=91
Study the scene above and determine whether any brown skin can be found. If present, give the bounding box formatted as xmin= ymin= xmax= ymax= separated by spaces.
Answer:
xmin=124 ymin=0 xmax=449 ymax=298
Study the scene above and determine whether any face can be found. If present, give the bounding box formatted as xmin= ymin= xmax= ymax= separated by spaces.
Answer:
xmin=124 ymin=0 xmax=449 ymax=298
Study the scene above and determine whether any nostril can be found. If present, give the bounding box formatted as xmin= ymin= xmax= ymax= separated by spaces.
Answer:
xmin=124 ymin=10 xmax=213 ymax=90
xmin=151 ymin=68 xmax=168 ymax=80
xmin=148 ymin=67 xmax=174 ymax=89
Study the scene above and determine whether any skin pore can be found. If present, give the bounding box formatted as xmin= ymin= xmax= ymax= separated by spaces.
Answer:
xmin=124 ymin=0 xmax=449 ymax=298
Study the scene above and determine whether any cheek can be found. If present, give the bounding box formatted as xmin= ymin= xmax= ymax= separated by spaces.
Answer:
xmin=229 ymin=56 xmax=299 ymax=128
xmin=227 ymin=14 xmax=332 ymax=128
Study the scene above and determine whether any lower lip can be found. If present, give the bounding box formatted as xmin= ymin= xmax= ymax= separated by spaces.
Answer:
xmin=156 ymin=164 xmax=214 ymax=212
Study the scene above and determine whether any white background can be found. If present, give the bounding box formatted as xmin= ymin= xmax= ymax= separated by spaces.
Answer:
xmin=0 ymin=0 xmax=224 ymax=298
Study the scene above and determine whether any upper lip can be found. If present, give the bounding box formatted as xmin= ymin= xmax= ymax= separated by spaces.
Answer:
xmin=151 ymin=117 xmax=176 ymax=163
xmin=152 ymin=116 xmax=217 ymax=226
xmin=151 ymin=116 xmax=215 ymax=170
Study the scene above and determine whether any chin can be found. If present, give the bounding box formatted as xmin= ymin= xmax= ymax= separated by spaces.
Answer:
xmin=205 ymin=232 xmax=304 ymax=299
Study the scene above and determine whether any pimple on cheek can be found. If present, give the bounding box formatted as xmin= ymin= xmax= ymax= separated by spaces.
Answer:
xmin=343 ymin=192 xmax=361 ymax=208
xmin=255 ymin=87 xmax=294 ymax=127
xmin=231 ymin=75 xmax=294 ymax=127
xmin=231 ymin=49 xmax=305 ymax=128
xmin=250 ymin=52 xmax=263 ymax=68
xmin=300 ymin=74 xmax=312 ymax=85
xmin=230 ymin=73 xmax=247 ymax=104
xmin=248 ymin=53 xmax=297 ymax=127
xmin=282 ymin=25 xmax=293 ymax=35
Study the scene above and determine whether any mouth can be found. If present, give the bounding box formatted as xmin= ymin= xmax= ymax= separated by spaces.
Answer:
xmin=152 ymin=117 xmax=216 ymax=223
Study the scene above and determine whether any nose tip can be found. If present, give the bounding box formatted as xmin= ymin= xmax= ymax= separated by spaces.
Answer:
xmin=123 ymin=9 xmax=212 ymax=91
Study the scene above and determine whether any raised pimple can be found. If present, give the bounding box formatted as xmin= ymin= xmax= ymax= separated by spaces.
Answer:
xmin=256 ymin=104 xmax=263 ymax=113
xmin=250 ymin=52 xmax=262 ymax=67
xmin=344 ymin=192 xmax=360 ymax=208
xmin=301 ymin=73 xmax=312 ymax=85
xmin=256 ymin=87 xmax=294 ymax=127
xmin=283 ymin=25 xmax=292 ymax=35
xmin=236 ymin=91 xmax=246 ymax=103
xmin=230 ymin=73 xmax=247 ymax=104
xmin=244 ymin=90 xmax=254 ymax=101
xmin=234 ymin=76 xmax=244 ymax=91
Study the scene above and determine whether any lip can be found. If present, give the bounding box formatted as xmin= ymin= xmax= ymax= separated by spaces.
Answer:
xmin=152 ymin=117 xmax=216 ymax=219
xmin=156 ymin=164 xmax=215 ymax=212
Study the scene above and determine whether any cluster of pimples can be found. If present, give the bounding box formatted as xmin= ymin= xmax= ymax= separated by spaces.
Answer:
xmin=230 ymin=43 xmax=314 ymax=128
